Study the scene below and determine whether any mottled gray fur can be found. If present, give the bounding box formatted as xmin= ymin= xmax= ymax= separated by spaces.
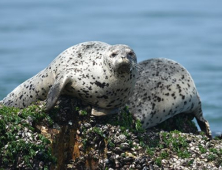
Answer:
xmin=128 ymin=58 xmax=211 ymax=137
xmin=1 ymin=41 xmax=137 ymax=115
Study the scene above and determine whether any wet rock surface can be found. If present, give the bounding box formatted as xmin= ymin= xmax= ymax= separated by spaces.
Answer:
xmin=1 ymin=97 xmax=222 ymax=170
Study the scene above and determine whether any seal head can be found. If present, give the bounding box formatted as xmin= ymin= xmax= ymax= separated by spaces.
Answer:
xmin=103 ymin=45 xmax=137 ymax=76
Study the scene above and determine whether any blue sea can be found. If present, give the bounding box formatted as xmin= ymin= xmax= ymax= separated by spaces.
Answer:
xmin=0 ymin=0 xmax=221 ymax=134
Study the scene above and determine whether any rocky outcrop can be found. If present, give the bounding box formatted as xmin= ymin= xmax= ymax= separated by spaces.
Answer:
xmin=0 ymin=97 xmax=222 ymax=169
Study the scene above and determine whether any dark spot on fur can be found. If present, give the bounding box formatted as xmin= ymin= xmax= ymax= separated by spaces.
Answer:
xmin=156 ymin=96 xmax=161 ymax=102
xmin=152 ymin=103 xmax=156 ymax=110
xmin=124 ymin=88 xmax=129 ymax=92
xmin=19 ymin=95 xmax=23 ymax=100
xmin=97 ymin=95 xmax=108 ymax=99
xmin=181 ymin=75 xmax=185 ymax=79
xmin=191 ymin=103 xmax=194 ymax=110
xmin=95 ymin=81 xmax=109 ymax=88
xmin=151 ymin=111 xmax=156 ymax=118
xmin=82 ymin=89 xmax=89 ymax=94
xmin=157 ymin=82 xmax=161 ymax=87
xmin=180 ymin=94 xmax=185 ymax=100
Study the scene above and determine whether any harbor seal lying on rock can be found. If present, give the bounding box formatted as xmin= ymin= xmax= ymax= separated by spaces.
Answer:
xmin=0 ymin=41 xmax=137 ymax=116
xmin=127 ymin=58 xmax=211 ymax=137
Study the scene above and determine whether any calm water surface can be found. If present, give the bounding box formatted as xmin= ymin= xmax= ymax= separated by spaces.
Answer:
xmin=0 ymin=0 xmax=221 ymax=133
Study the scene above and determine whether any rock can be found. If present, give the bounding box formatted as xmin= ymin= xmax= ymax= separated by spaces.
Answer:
xmin=114 ymin=134 xmax=126 ymax=143
xmin=120 ymin=143 xmax=130 ymax=150
xmin=1 ymin=96 xmax=222 ymax=170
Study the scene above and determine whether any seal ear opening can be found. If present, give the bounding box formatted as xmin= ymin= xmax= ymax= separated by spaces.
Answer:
xmin=46 ymin=75 xmax=72 ymax=110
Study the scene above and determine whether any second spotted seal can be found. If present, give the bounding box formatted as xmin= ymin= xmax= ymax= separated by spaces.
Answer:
xmin=1 ymin=41 xmax=137 ymax=115
xmin=127 ymin=58 xmax=211 ymax=137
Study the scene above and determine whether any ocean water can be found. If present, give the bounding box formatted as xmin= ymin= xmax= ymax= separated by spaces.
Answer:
xmin=0 ymin=0 xmax=221 ymax=133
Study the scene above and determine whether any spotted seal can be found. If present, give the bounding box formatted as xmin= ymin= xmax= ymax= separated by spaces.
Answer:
xmin=127 ymin=58 xmax=211 ymax=137
xmin=0 ymin=41 xmax=137 ymax=115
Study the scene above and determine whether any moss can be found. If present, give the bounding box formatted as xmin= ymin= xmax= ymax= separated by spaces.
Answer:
xmin=112 ymin=107 xmax=134 ymax=129
xmin=208 ymin=148 xmax=222 ymax=166
xmin=160 ymin=150 xmax=169 ymax=159
xmin=209 ymin=148 xmax=218 ymax=154
xmin=159 ymin=130 xmax=190 ymax=158
xmin=107 ymin=138 xmax=115 ymax=148
xmin=188 ymin=159 xmax=194 ymax=166
xmin=155 ymin=157 xmax=162 ymax=167
xmin=199 ymin=145 xmax=207 ymax=154
xmin=92 ymin=127 xmax=104 ymax=137
xmin=146 ymin=147 xmax=155 ymax=156
xmin=207 ymin=154 xmax=217 ymax=161
xmin=79 ymin=110 xmax=88 ymax=116
xmin=145 ymin=130 xmax=193 ymax=167
xmin=0 ymin=105 xmax=56 ymax=169
xmin=75 ymin=106 xmax=88 ymax=116
xmin=82 ymin=138 xmax=88 ymax=150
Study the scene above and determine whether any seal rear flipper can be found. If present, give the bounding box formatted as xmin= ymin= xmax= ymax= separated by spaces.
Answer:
xmin=91 ymin=107 xmax=120 ymax=116
xmin=46 ymin=75 xmax=72 ymax=110
xmin=193 ymin=106 xmax=212 ymax=139
xmin=196 ymin=118 xmax=212 ymax=139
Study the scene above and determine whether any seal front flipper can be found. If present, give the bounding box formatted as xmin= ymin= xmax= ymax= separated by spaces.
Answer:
xmin=91 ymin=107 xmax=120 ymax=116
xmin=46 ymin=74 xmax=72 ymax=110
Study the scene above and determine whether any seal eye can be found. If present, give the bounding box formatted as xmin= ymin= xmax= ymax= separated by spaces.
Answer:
xmin=111 ymin=53 xmax=117 ymax=58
